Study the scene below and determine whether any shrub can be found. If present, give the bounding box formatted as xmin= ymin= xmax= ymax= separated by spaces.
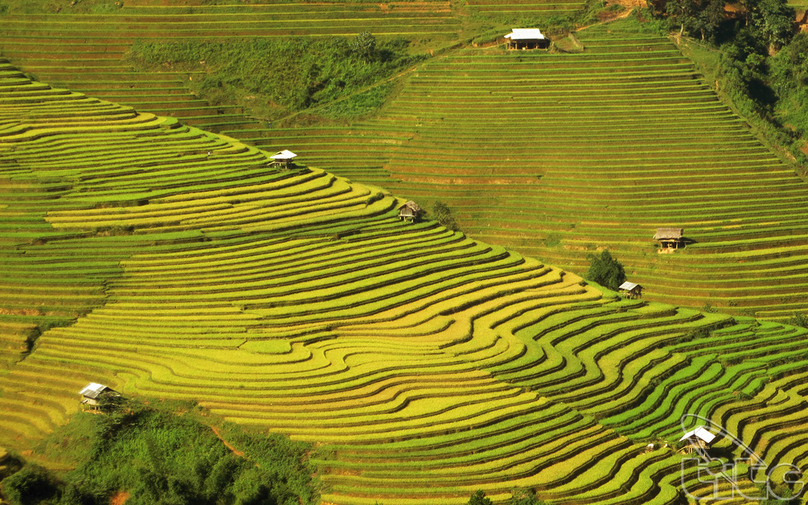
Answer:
xmin=1 ymin=403 xmax=318 ymax=505
xmin=469 ymin=490 xmax=493 ymax=505
xmin=432 ymin=201 xmax=460 ymax=232
xmin=1 ymin=464 xmax=59 ymax=505
xmin=510 ymin=488 xmax=547 ymax=505
xmin=786 ymin=312 xmax=808 ymax=328
xmin=584 ymin=250 xmax=626 ymax=291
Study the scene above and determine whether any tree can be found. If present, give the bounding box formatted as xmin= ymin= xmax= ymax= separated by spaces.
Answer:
xmin=666 ymin=0 xmax=698 ymax=35
xmin=432 ymin=201 xmax=459 ymax=231
xmin=510 ymin=488 xmax=547 ymax=505
xmin=694 ymin=0 xmax=726 ymax=42
xmin=349 ymin=32 xmax=377 ymax=63
xmin=469 ymin=490 xmax=493 ymax=505
xmin=0 ymin=464 xmax=59 ymax=505
xmin=747 ymin=0 xmax=796 ymax=51
xmin=786 ymin=312 xmax=808 ymax=328
xmin=584 ymin=250 xmax=626 ymax=291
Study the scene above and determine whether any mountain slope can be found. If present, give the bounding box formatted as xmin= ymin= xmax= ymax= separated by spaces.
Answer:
xmin=3 ymin=60 xmax=808 ymax=504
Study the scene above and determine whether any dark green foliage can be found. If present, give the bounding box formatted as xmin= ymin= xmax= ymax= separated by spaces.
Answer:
xmin=654 ymin=0 xmax=795 ymax=48
xmin=126 ymin=37 xmax=424 ymax=120
xmin=770 ymin=33 xmax=808 ymax=138
xmin=468 ymin=490 xmax=493 ymax=505
xmin=645 ymin=0 xmax=807 ymax=165
xmin=431 ymin=201 xmax=460 ymax=231
xmin=509 ymin=488 xmax=547 ymax=505
xmin=349 ymin=32 xmax=377 ymax=63
xmin=786 ymin=312 xmax=808 ymax=328
xmin=746 ymin=0 xmax=796 ymax=51
xmin=584 ymin=250 xmax=626 ymax=291
xmin=1 ymin=402 xmax=317 ymax=505
xmin=1 ymin=464 xmax=59 ymax=505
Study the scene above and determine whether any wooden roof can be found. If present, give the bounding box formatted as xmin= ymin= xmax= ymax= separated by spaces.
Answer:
xmin=654 ymin=228 xmax=683 ymax=240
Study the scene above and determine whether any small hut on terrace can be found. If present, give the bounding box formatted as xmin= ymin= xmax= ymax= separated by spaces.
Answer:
xmin=398 ymin=201 xmax=422 ymax=222
xmin=270 ymin=149 xmax=297 ymax=168
xmin=79 ymin=383 xmax=120 ymax=411
xmin=504 ymin=28 xmax=550 ymax=50
xmin=654 ymin=227 xmax=684 ymax=250
xmin=618 ymin=281 xmax=642 ymax=299
xmin=679 ymin=426 xmax=716 ymax=454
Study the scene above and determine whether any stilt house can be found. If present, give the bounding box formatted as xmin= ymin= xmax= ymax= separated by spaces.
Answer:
xmin=270 ymin=149 xmax=297 ymax=168
xmin=618 ymin=281 xmax=642 ymax=298
xmin=398 ymin=201 xmax=422 ymax=222
xmin=504 ymin=29 xmax=550 ymax=50
xmin=654 ymin=228 xmax=684 ymax=249
xmin=79 ymin=382 xmax=120 ymax=410
xmin=679 ymin=426 xmax=716 ymax=454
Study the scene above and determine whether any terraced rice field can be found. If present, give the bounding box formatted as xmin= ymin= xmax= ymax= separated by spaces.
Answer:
xmin=251 ymin=22 xmax=808 ymax=319
xmin=5 ymin=4 xmax=808 ymax=318
xmin=0 ymin=0 xmax=460 ymax=133
xmin=3 ymin=61 xmax=808 ymax=504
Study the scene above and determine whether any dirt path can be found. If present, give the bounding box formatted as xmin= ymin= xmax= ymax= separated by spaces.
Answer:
xmin=576 ymin=3 xmax=639 ymax=32
xmin=110 ymin=491 xmax=130 ymax=505
xmin=211 ymin=426 xmax=246 ymax=458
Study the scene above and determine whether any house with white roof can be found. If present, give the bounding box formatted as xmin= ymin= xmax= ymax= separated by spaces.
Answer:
xmin=504 ymin=28 xmax=549 ymax=50
xmin=270 ymin=149 xmax=298 ymax=168
xmin=679 ymin=425 xmax=716 ymax=454
xmin=618 ymin=281 xmax=642 ymax=298
xmin=79 ymin=382 xmax=120 ymax=410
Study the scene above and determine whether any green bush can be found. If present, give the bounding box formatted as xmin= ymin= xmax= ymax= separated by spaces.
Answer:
xmin=468 ymin=490 xmax=493 ymax=505
xmin=1 ymin=464 xmax=59 ymax=505
xmin=510 ymin=488 xmax=547 ymax=505
xmin=1 ymin=402 xmax=318 ymax=505
xmin=126 ymin=36 xmax=424 ymax=120
xmin=431 ymin=201 xmax=460 ymax=232
xmin=584 ymin=250 xmax=626 ymax=291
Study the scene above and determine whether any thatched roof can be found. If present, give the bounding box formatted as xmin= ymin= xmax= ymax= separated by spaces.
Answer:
xmin=654 ymin=228 xmax=683 ymax=240
xmin=398 ymin=200 xmax=422 ymax=213
xmin=619 ymin=281 xmax=639 ymax=291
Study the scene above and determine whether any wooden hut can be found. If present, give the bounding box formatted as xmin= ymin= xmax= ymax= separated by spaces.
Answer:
xmin=398 ymin=201 xmax=422 ymax=222
xmin=679 ymin=426 xmax=716 ymax=454
xmin=504 ymin=28 xmax=550 ymax=50
xmin=79 ymin=383 xmax=119 ymax=410
xmin=654 ymin=227 xmax=684 ymax=249
xmin=618 ymin=281 xmax=642 ymax=298
xmin=270 ymin=149 xmax=297 ymax=168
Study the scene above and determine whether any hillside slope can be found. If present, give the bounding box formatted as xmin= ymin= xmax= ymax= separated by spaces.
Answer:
xmin=256 ymin=19 xmax=808 ymax=319
xmin=3 ymin=60 xmax=808 ymax=504
xmin=2 ymin=5 xmax=808 ymax=318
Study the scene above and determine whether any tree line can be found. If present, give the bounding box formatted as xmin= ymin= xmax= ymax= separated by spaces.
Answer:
xmin=647 ymin=0 xmax=808 ymax=165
